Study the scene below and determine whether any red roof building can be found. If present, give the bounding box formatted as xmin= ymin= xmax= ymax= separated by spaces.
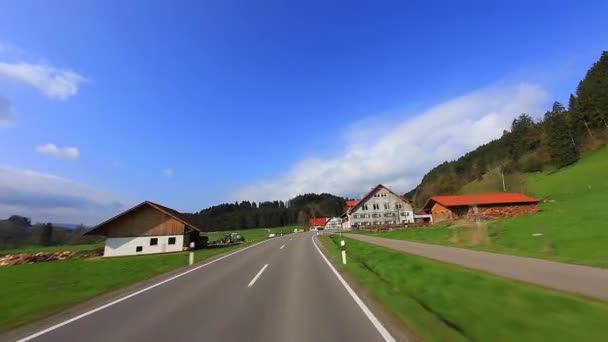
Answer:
xmin=422 ymin=193 xmax=541 ymax=222
xmin=345 ymin=200 xmax=357 ymax=210
xmin=308 ymin=217 xmax=327 ymax=227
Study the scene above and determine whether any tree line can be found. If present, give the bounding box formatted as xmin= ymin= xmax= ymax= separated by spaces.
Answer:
xmin=184 ymin=193 xmax=347 ymax=231
xmin=0 ymin=215 xmax=99 ymax=250
xmin=406 ymin=51 xmax=608 ymax=206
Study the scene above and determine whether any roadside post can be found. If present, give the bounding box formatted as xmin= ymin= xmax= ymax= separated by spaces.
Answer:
xmin=341 ymin=239 xmax=347 ymax=265
xmin=189 ymin=242 xmax=195 ymax=265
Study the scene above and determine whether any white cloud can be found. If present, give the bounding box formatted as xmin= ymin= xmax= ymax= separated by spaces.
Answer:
xmin=0 ymin=167 xmax=127 ymax=224
xmin=36 ymin=143 xmax=80 ymax=160
xmin=162 ymin=168 xmax=174 ymax=177
xmin=232 ymin=83 xmax=549 ymax=202
xmin=0 ymin=95 xmax=15 ymax=127
xmin=0 ymin=62 xmax=86 ymax=100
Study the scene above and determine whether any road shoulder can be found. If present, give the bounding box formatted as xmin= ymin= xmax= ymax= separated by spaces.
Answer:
xmin=314 ymin=234 xmax=418 ymax=342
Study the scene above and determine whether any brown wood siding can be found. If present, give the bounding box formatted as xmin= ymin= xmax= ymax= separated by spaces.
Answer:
xmin=98 ymin=205 xmax=186 ymax=237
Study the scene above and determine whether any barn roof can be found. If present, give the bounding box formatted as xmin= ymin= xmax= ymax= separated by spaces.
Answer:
xmin=84 ymin=201 xmax=203 ymax=236
xmin=423 ymin=193 xmax=541 ymax=210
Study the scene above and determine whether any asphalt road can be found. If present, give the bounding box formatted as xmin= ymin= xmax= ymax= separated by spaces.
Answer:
xmin=347 ymin=233 xmax=608 ymax=301
xmin=11 ymin=233 xmax=393 ymax=342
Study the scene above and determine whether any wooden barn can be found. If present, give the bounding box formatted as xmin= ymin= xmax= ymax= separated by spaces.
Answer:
xmin=422 ymin=193 xmax=541 ymax=222
xmin=85 ymin=201 xmax=203 ymax=257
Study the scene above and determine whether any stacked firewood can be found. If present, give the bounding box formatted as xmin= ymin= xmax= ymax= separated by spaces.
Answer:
xmin=465 ymin=204 xmax=539 ymax=220
xmin=0 ymin=251 xmax=76 ymax=266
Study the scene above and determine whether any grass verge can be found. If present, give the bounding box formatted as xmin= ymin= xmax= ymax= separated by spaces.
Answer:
xmin=320 ymin=235 xmax=608 ymax=341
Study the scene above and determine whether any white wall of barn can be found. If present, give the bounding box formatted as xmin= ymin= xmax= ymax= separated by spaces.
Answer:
xmin=104 ymin=235 xmax=185 ymax=257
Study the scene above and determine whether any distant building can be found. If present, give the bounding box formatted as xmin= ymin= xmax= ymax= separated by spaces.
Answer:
xmin=345 ymin=200 xmax=357 ymax=211
xmin=308 ymin=217 xmax=327 ymax=228
xmin=85 ymin=201 xmax=203 ymax=257
xmin=422 ymin=193 xmax=541 ymax=222
xmin=342 ymin=184 xmax=415 ymax=229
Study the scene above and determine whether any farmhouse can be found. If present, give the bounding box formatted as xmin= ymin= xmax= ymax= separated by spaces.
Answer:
xmin=343 ymin=184 xmax=415 ymax=229
xmin=85 ymin=201 xmax=204 ymax=257
xmin=422 ymin=193 xmax=541 ymax=222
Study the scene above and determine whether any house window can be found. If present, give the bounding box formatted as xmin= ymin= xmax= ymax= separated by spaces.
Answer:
xmin=396 ymin=203 xmax=403 ymax=209
xmin=373 ymin=203 xmax=379 ymax=210
xmin=362 ymin=204 xmax=369 ymax=210
xmin=384 ymin=203 xmax=390 ymax=209
xmin=400 ymin=212 xmax=406 ymax=216
xmin=136 ymin=246 xmax=143 ymax=252
xmin=384 ymin=212 xmax=395 ymax=217
xmin=168 ymin=237 xmax=176 ymax=245
xmin=150 ymin=238 xmax=158 ymax=246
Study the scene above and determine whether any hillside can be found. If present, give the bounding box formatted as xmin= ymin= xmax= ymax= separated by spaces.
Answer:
xmin=407 ymin=51 xmax=608 ymax=207
xmin=370 ymin=148 xmax=608 ymax=267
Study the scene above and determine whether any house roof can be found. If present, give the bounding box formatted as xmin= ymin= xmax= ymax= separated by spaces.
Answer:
xmin=84 ymin=201 xmax=203 ymax=236
xmin=423 ymin=193 xmax=541 ymax=210
xmin=345 ymin=200 xmax=357 ymax=209
xmin=348 ymin=184 xmax=411 ymax=213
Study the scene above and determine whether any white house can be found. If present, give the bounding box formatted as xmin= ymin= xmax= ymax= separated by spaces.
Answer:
xmin=342 ymin=184 xmax=415 ymax=229
xmin=85 ymin=201 xmax=204 ymax=257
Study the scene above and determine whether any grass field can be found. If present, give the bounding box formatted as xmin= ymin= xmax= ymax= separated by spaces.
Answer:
xmin=0 ymin=226 xmax=296 ymax=332
xmin=361 ymin=148 xmax=608 ymax=267
xmin=320 ymin=235 xmax=608 ymax=341
xmin=0 ymin=243 xmax=103 ymax=256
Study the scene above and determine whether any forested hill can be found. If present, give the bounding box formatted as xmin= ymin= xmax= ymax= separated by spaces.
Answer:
xmin=184 ymin=193 xmax=347 ymax=231
xmin=406 ymin=51 xmax=608 ymax=207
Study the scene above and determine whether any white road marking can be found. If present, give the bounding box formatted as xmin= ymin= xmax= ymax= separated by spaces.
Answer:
xmin=16 ymin=238 xmax=274 ymax=342
xmin=311 ymin=235 xmax=396 ymax=342
xmin=248 ymin=264 xmax=269 ymax=288
xmin=280 ymin=244 xmax=285 ymax=249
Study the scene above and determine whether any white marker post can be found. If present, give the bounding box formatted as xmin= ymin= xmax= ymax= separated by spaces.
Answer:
xmin=189 ymin=242 xmax=195 ymax=265
xmin=341 ymin=240 xmax=347 ymax=265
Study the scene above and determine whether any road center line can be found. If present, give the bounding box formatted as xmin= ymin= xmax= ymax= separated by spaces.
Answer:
xmin=280 ymin=244 xmax=285 ymax=249
xmin=311 ymin=235 xmax=396 ymax=342
xmin=248 ymin=264 xmax=269 ymax=288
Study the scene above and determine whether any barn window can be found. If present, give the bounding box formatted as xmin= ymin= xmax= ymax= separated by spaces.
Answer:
xmin=168 ymin=237 xmax=176 ymax=245
xmin=136 ymin=246 xmax=143 ymax=252
xmin=150 ymin=238 xmax=158 ymax=246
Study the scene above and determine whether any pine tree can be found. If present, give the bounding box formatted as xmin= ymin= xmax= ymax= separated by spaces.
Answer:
xmin=544 ymin=102 xmax=579 ymax=168
xmin=574 ymin=51 xmax=608 ymax=131
xmin=40 ymin=223 xmax=54 ymax=246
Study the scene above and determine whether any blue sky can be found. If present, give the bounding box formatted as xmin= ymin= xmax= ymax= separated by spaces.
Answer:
xmin=1 ymin=0 xmax=607 ymax=223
